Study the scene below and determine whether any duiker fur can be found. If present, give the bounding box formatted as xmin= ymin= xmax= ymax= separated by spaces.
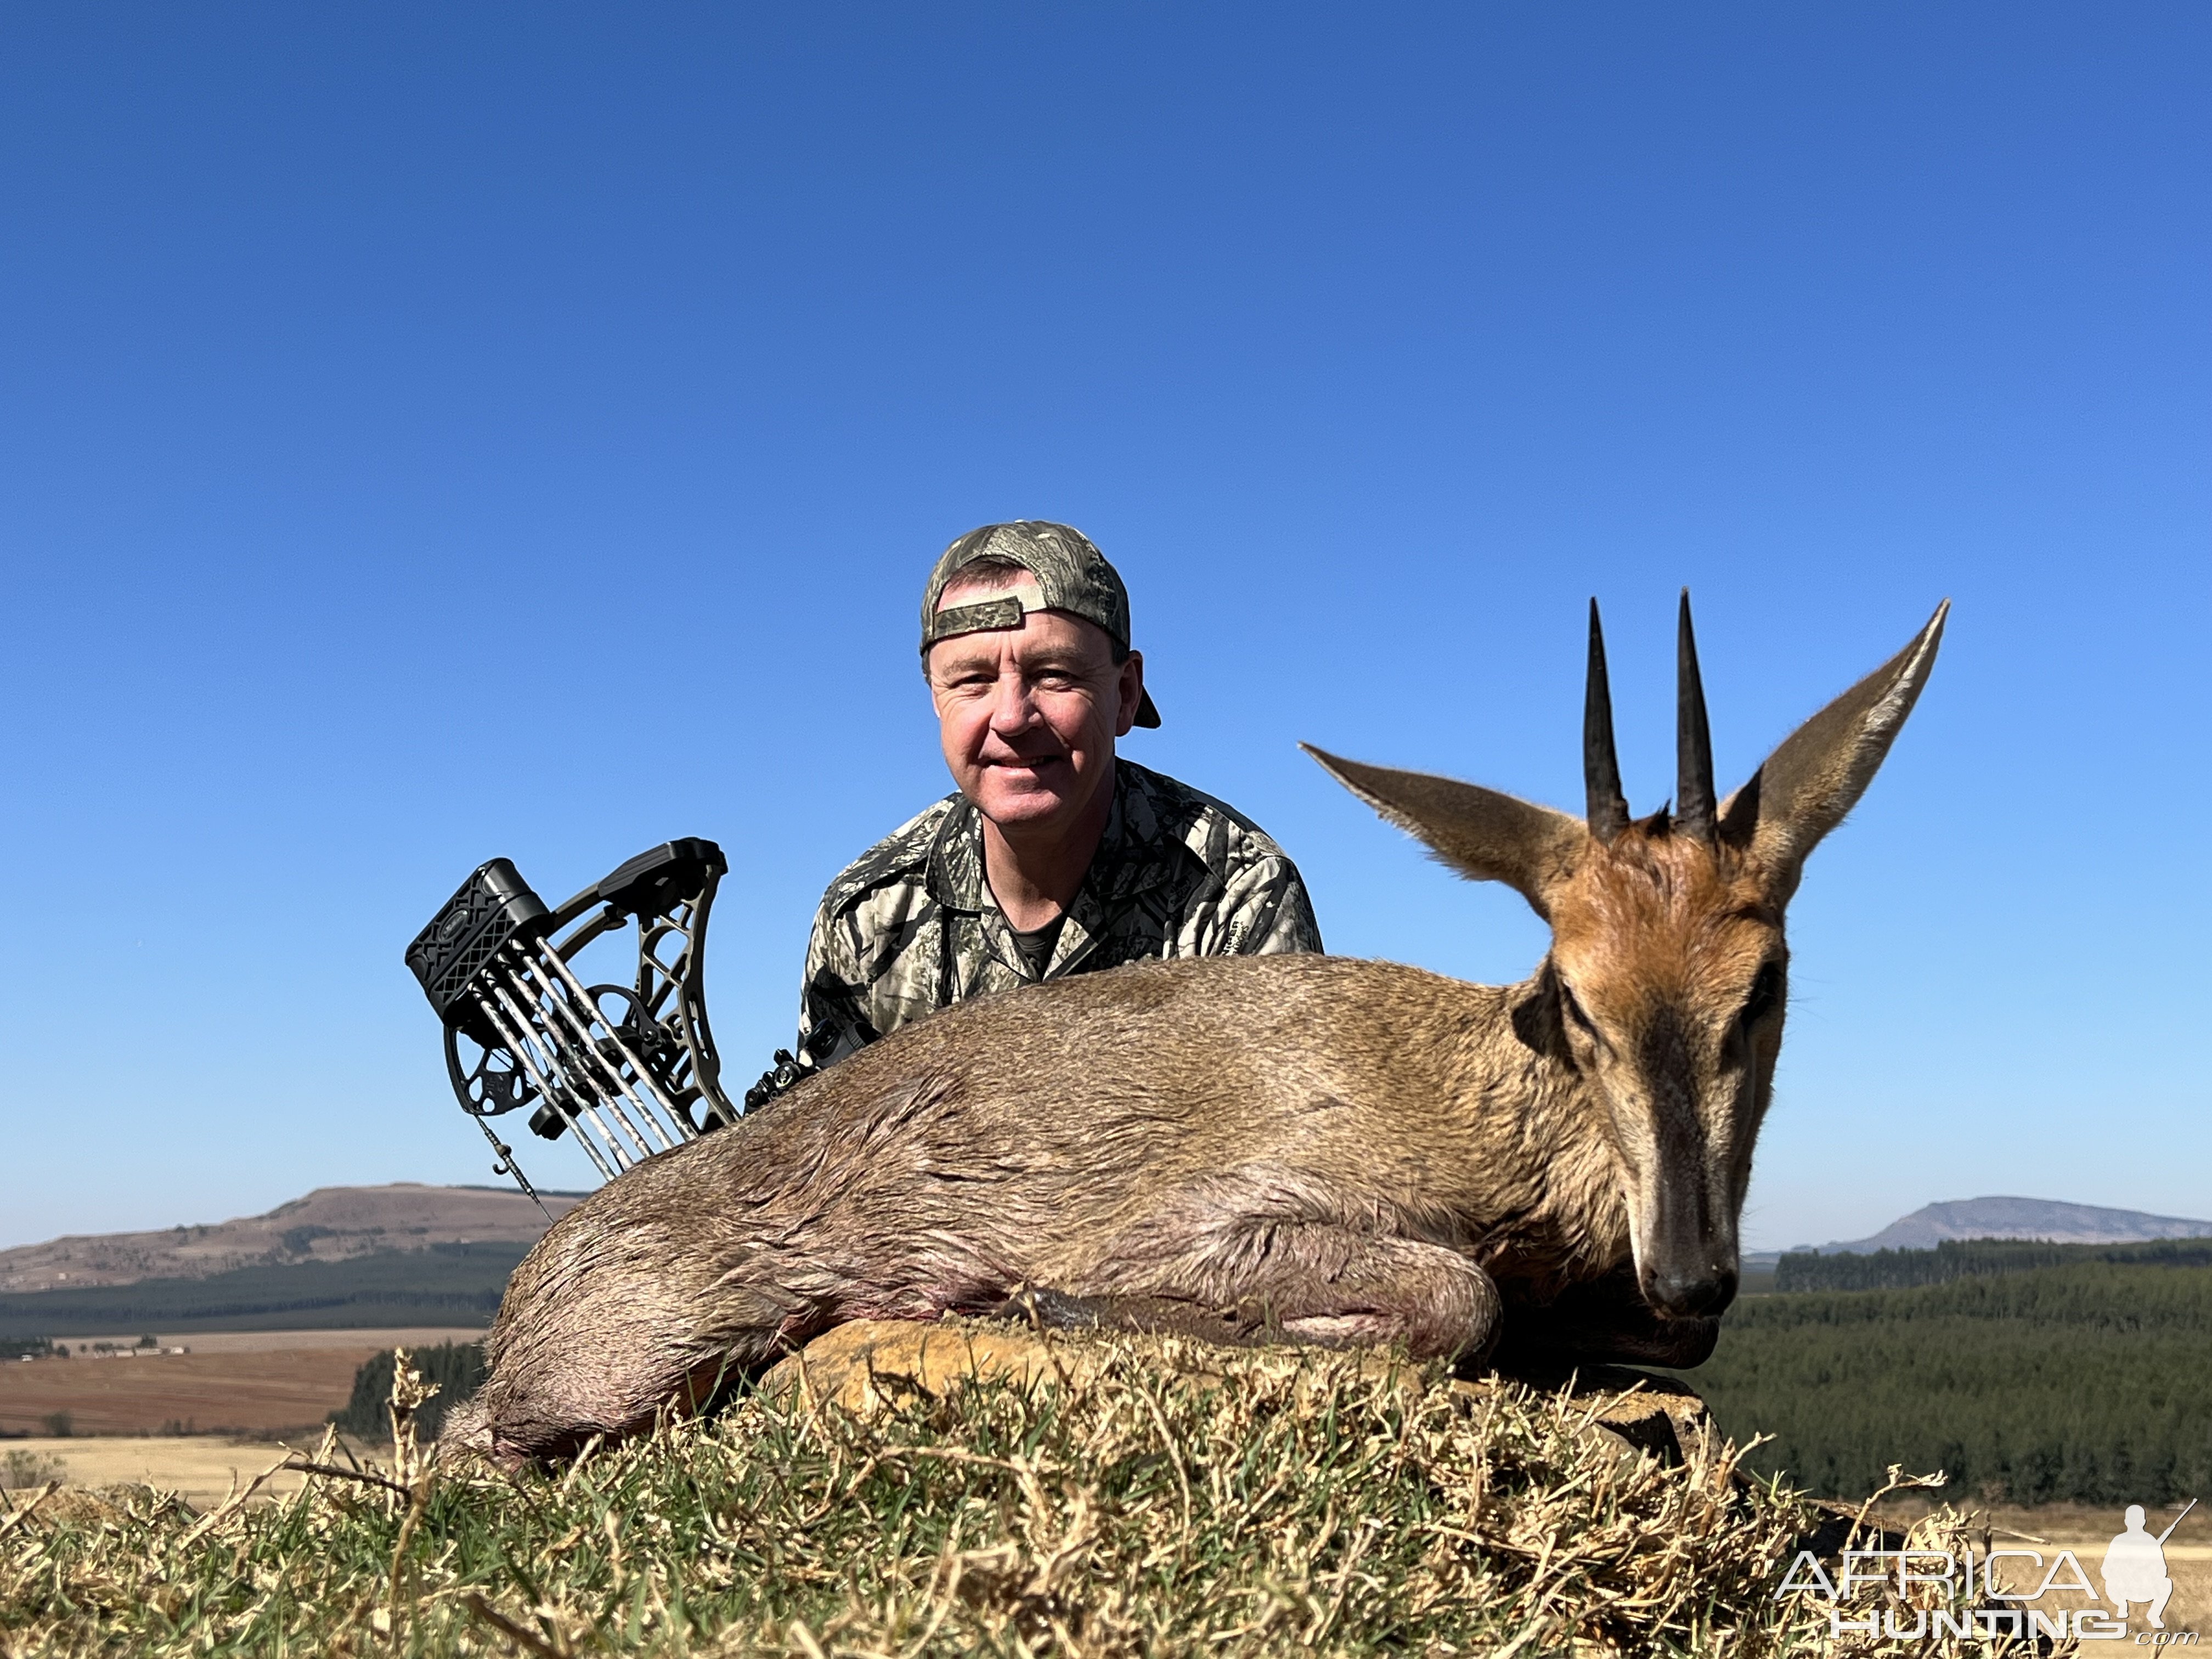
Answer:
xmin=454 ymin=595 xmax=1946 ymax=1464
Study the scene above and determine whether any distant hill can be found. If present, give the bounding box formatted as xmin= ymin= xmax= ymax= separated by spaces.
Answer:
xmin=1808 ymin=1195 xmax=2212 ymax=1255
xmin=0 ymin=1243 xmax=530 ymax=1340
xmin=0 ymin=1184 xmax=582 ymax=1294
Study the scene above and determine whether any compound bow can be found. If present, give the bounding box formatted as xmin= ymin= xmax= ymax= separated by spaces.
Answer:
xmin=406 ymin=839 xmax=745 ymax=1210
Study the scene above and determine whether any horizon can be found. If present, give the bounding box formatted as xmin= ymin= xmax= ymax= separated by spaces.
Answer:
xmin=2 ymin=5 xmax=2205 ymax=1252
xmin=9 ymin=1183 xmax=2210 ymax=1263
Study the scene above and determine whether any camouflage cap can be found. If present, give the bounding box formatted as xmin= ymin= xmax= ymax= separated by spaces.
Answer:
xmin=919 ymin=520 xmax=1161 ymax=727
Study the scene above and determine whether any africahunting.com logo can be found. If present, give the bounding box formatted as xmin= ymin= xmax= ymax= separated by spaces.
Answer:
xmin=1775 ymin=1500 xmax=2199 ymax=1643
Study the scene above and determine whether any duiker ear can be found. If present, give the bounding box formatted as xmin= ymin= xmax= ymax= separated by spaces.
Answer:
xmin=1719 ymin=600 xmax=1948 ymax=896
xmin=1302 ymin=744 xmax=1587 ymax=917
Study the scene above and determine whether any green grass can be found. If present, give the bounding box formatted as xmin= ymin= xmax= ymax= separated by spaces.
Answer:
xmin=0 ymin=1334 xmax=1931 ymax=1658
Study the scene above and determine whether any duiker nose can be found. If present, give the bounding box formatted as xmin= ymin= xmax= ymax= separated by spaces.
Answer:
xmin=1641 ymin=1263 xmax=1737 ymax=1319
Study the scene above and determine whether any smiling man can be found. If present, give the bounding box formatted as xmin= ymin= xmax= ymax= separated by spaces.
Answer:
xmin=787 ymin=520 xmax=1322 ymax=1073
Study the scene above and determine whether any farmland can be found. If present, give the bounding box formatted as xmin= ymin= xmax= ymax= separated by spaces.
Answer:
xmin=0 ymin=1329 xmax=481 ymax=1438
xmin=1881 ymin=1498 xmax=2212 ymax=1634
xmin=2 ymin=1437 xmax=325 ymax=1512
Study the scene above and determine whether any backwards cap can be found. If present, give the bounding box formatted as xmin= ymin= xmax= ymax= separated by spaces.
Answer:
xmin=919 ymin=521 xmax=1160 ymax=728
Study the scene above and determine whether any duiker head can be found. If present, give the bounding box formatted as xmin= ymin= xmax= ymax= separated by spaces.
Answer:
xmin=1306 ymin=595 xmax=1946 ymax=1322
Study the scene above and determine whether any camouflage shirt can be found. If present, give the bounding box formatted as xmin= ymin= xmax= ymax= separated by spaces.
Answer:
xmin=795 ymin=759 xmax=1323 ymax=1068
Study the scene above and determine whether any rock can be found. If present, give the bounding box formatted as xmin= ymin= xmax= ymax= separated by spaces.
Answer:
xmin=758 ymin=1318 xmax=1103 ymax=1412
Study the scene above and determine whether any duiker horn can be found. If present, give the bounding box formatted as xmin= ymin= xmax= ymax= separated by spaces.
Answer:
xmin=1675 ymin=590 xmax=1716 ymax=842
xmin=1583 ymin=600 xmax=1629 ymax=842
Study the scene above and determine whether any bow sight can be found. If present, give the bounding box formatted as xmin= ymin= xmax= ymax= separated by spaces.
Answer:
xmin=407 ymin=839 xmax=741 ymax=1210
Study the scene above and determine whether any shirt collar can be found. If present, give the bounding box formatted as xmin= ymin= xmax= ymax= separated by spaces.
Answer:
xmin=924 ymin=760 xmax=1191 ymax=915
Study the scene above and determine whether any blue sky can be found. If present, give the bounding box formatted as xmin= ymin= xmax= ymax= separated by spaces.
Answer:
xmin=2 ymin=5 xmax=2204 ymax=1252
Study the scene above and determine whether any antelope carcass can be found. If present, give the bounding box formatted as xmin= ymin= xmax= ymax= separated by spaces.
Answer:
xmin=454 ymin=595 xmax=1946 ymax=1464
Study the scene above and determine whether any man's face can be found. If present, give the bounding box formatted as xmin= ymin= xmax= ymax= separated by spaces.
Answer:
xmin=926 ymin=583 xmax=1145 ymax=835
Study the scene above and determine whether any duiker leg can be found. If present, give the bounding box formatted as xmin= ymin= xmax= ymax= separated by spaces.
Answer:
xmin=1020 ymin=1240 xmax=1500 ymax=1358
xmin=1088 ymin=1173 xmax=1504 ymax=1362
xmin=1240 ymin=1228 xmax=1502 ymax=1358
xmin=983 ymin=1286 xmax=1284 ymax=1346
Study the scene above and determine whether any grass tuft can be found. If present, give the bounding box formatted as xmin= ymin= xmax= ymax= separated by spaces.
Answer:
xmin=1 ymin=1332 xmax=2000 ymax=1656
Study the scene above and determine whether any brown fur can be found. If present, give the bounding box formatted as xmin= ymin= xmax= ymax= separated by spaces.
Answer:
xmin=454 ymin=602 xmax=1947 ymax=1465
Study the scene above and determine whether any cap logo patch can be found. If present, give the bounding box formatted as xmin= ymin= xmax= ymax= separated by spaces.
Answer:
xmin=928 ymin=596 xmax=1025 ymax=641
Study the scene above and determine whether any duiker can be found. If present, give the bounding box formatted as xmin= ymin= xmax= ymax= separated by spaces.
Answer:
xmin=454 ymin=596 xmax=1945 ymax=1464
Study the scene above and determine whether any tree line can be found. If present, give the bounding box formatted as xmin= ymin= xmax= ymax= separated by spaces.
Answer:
xmin=1773 ymin=1234 xmax=2212 ymax=1292
xmin=329 ymin=1342 xmax=487 ymax=1443
xmin=1685 ymin=1259 xmax=2212 ymax=1504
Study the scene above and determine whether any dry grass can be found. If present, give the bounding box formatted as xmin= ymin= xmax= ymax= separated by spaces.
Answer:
xmin=0 ymin=1437 xmax=352 ymax=1510
xmin=0 ymin=1333 xmax=2046 ymax=1657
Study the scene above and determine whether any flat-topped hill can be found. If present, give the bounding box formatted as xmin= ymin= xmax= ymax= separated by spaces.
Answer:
xmin=0 ymin=1184 xmax=580 ymax=1294
xmin=1812 ymin=1194 xmax=2212 ymax=1254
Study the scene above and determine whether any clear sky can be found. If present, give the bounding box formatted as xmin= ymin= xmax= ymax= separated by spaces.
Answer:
xmin=2 ymin=5 xmax=2205 ymax=1252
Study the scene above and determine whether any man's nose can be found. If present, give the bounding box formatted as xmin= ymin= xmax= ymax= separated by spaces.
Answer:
xmin=988 ymin=676 xmax=1039 ymax=733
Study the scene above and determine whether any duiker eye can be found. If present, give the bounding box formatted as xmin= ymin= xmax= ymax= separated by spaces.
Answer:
xmin=1558 ymin=981 xmax=1598 ymax=1035
xmin=1740 ymin=962 xmax=1785 ymax=1026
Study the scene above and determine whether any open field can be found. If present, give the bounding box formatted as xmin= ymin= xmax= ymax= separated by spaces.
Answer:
xmin=1 ymin=1436 xmax=333 ymax=1511
xmin=0 ymin=1344 xmax=384 ymax=1436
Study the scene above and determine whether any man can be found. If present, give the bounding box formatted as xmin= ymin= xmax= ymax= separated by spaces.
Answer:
xmin=780 ymin=520 xmax=1322 ymax=1079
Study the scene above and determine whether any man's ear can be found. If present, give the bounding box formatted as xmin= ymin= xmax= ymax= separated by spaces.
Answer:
xmin=1303 ymin=745 xmax=1587 ymax=918
xmin=1719 ymin=601 xmax=1948 ymax=899
xmin=1113 ymin=651 xmax=1144 ymax=738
